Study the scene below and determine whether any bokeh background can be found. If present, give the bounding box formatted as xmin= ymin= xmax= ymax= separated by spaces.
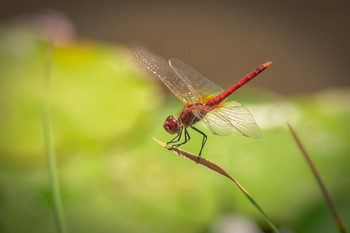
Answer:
xmin=0 ymin=1 xmax=349 ymax=233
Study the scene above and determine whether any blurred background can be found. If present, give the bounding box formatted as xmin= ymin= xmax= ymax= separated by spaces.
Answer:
xmin=0 ymin=0 xmax=349 ymax=233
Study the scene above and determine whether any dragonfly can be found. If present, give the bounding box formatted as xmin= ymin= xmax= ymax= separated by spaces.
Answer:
xmin=134 ymin=48 xmax=271 ymax=156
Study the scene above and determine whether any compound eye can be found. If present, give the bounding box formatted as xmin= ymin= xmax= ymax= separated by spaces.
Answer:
xmin=163 ymin=115 xmax=179 ymax=134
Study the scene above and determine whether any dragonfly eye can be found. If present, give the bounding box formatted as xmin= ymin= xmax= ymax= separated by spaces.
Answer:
xmin=163 ymin=115 xmax=180 ymax=134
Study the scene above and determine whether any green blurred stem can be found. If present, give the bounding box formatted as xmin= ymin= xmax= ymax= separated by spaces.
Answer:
xmin=229 ymin=173 xmax=280 ymax=233
xmin=42 ymin=38 xmax=68 ymax=233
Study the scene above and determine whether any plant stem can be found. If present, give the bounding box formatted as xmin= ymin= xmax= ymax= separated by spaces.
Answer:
xmin=287 ymin=123 xmax=347 ymax=233
xmin=153 ymin=137 xmax=280 ymax=233
xmin=42 ymin=35 xmax=68 ymax=233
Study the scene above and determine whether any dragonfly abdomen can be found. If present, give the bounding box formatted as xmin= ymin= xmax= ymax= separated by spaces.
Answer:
xmin=206 ymin=61 xmax=272 ymax=106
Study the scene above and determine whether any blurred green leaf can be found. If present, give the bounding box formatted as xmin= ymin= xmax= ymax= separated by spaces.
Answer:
xmin=0 ymin=21 xmax=349 ymax=233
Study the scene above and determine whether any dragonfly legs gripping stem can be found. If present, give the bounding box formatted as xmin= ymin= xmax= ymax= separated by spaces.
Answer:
xmin=166 ymin=126 xmax=207 ymax=160
xmin=167 ymin=128 xmax=190 ymax=150
xmin=167 ymin=130 xmax=182 ymax=145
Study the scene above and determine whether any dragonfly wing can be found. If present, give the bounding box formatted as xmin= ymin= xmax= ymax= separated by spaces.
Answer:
xmin=169 ymin=58 xmax=224 ymax=102
xmin=199 ymin=110 xmax=234 ymax=136
xmin=134 ymin=49 xmax=195 ymax=103
xmin=195 ymin=101 xmax=262 ymax=138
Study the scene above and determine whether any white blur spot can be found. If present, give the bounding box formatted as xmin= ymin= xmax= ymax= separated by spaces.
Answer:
xmin=210 ymin=214 xmax=263 ymax=233
xmin=247 ymin=100 xmax=301 ymax=129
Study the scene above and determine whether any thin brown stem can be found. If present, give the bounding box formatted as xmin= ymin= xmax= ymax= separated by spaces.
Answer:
xmin=287 ymin=123 xmax=347 ymax=233
xmin=152 ymin=137 xmax=280 ymax=233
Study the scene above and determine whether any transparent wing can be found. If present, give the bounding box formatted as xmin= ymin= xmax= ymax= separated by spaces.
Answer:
xmin=169 ymin=58 xmax=224 ymax=102
xmin=200 ymin=110 xmax=233 ymax=136
xmin=196 ymin=101 xmax=262 ymax=138
xmin=134 ymin=49 xmax=196 ymax=103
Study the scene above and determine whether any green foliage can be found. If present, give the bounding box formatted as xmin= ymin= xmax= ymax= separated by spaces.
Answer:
xmin=0 ymin=22 xmax=349 ymax=233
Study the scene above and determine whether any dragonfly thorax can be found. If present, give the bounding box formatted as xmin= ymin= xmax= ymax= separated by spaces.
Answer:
xmin=163 ymin=115 xmax=181 ymax=134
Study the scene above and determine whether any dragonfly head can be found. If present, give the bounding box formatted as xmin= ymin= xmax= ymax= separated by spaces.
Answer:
xmin=163 ymin=115 xmax=180 ymax=134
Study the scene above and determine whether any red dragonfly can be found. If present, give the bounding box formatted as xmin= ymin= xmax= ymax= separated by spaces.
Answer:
xmin=134 ymin=49 xmax=271 ymax=156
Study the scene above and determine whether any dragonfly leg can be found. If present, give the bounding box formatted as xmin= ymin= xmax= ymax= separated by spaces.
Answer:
xmin=166 ymin=131 xmax=182 ymax=151
xmin=168 ymin=130 xmax=182 ymax=144
xmin=166 ymin=128 xmax=190 ymax=151
xmin=171 ymin=128 xmax=191 ymax=148
xmin=190 ymin=126 xmax=207 ymax=157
